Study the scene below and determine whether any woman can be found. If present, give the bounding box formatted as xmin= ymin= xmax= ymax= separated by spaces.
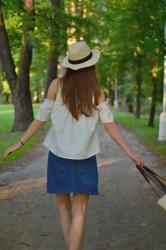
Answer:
xmin=3 ymin=41 xmax=145 ymax=250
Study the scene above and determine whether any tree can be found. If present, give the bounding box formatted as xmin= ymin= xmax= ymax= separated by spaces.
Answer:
xmin=44 ymin=0 xmax=62 ymax=97
xmin=102 ymin=0 xmax=164 ymax=123
xmin=0 ymin=0 xmax=35 ymax=131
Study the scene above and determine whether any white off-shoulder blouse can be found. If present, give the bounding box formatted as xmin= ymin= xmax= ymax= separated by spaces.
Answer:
xmin=35 ymin=85 xmax=114 ymax=159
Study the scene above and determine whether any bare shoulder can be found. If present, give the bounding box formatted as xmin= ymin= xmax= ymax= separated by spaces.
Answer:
xmin=97 ymin=88 xmax=105 ymax=105
xmin=46 ymin=78 xmax=60 ymax=101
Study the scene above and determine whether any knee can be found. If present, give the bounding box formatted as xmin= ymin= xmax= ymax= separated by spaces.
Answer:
xmin=72 ymin=199 xmax=89 ymax=219
xmin=56 ymin=194 xmax=71 ymax=210
xmin=72 ymin=206 xmax=87 ymax=225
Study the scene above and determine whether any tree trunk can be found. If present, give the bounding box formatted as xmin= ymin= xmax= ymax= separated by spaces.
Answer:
xmin=44 ymin=0 xmax=61 ymax=97
xmin=0 ymin=63 xmax=3 ymax=104
xmin=128 ymin=103 xmax=134 ymax=113
xmin=50 ymin=0 xmax=60 ymax=6
xmin=0 ymin=79 xmax=3 ymax=103
xmin=12 ymin=0 xmax=35 ymax=131
xmin=0 ymin=9 xmax=17 ymax=95
xmin=0 ymin=1 xmax=35 ymax=131
xmin=5 ymin=93 xmax=10 ymax=103
xmin=147 ymin=76 xmax=157 ymax=127
xmin=135 ymin=56 xmax=142 ymax=118
xmin=12 ymin=45 xmax=34 ymax=131
xmin=44 ymin=51 xmax=58 ymax=97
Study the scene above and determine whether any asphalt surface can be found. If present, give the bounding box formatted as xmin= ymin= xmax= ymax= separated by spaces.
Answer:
xmin=0 ymin=124 xmax=166 ymax=250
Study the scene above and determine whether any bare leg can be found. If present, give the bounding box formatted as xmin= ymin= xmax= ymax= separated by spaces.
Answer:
xmin=55 ymin=193 xmax=72 ymax=249
xmin=68 ymin=193 xmax=89 ymax=250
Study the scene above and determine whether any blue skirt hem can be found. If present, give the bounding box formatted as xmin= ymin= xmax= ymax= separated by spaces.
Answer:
xmin=47 ymin=189 xmax=99 ymax=195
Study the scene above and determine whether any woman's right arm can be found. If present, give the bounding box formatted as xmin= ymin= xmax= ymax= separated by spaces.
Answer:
xmin=3 ymin=79 xmax=59 ymax=159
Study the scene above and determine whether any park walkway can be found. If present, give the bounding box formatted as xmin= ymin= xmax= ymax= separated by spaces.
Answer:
xmin=0 ymin=123 xmax=165 ymax=250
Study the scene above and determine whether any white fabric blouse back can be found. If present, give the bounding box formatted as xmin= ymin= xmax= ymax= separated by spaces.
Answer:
xmin=35 ymin=82 xmax=114 ymax=159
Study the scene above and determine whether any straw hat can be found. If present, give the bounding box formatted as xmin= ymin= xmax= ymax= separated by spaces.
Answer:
xmin=61 ymin=41 xmax=100 ymax=70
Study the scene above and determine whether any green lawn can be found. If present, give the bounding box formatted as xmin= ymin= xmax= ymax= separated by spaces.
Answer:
xmin=112 ymin=109 xmax=166 ymax=156
xmin=0 ymin=104 xmax=50 ymax=165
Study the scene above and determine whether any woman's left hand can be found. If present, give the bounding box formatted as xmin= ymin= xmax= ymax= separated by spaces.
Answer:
xmin=3 ymin=141 xmax=22 ymax=160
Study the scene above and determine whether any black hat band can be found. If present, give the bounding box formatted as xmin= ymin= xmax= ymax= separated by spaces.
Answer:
xmin=68 ymin=52 xmax=93 ymax=64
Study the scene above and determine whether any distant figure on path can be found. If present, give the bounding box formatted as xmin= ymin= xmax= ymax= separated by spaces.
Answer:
xmin=3 ymin=41 xmax=145 ymax=250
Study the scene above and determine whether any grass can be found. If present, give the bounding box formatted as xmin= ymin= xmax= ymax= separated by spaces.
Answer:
xmin=112 ymin=109 xmax=166 ymax=156
xmin=0 ymin=104 xmax=51 ymax=165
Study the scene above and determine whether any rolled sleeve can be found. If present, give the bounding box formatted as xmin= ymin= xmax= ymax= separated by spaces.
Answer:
xmin=35 ymin=98 xmax=54 ymax=121
xmin=96 ymin=101 xmax=114 ymax=124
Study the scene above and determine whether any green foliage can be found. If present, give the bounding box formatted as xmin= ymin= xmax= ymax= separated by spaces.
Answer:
xmin=2 ymin=81 xmax=10 ymax=95
xmin=2 ymin=0 xmax=24 ymax=67
xmin=1 ymin=0 xmax=165 ymax=113
xmin=100 ymin=0 xmax=164 ymax=114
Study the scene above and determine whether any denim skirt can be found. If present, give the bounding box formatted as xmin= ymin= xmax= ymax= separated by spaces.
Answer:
xmin=47 ymin=150 xmax=99 ymax=195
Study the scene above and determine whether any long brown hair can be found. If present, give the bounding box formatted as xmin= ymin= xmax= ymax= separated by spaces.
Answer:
xmin=59 ymin=65 xmax=101 ymax=120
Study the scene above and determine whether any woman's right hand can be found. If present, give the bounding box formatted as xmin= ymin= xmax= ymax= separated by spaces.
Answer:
xmin=3 ymin=141 xmax=22 ymax=160
xmin=129 ymin=153 xmax=145 ymax=168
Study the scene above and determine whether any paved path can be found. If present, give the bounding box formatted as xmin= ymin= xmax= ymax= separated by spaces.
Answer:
xmin=0 ymin=124 xmax=166 ymax=250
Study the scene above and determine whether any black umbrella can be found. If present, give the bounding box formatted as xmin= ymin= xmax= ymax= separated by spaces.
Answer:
xmin=135 ymin=164 xmax=166 ymax=198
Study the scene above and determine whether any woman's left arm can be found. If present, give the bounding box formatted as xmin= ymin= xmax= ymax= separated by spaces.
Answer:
xmin=97 ymin=89 xmax=144 ymax=167
xmin=2 ymin=79 xmax=59 ymax=160
xmin=103 ymin=122 xmax=144 ymax=167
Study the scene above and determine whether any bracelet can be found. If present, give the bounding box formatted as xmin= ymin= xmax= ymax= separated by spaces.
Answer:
xmin=19 ymin=137 xmax=25 ymax=145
